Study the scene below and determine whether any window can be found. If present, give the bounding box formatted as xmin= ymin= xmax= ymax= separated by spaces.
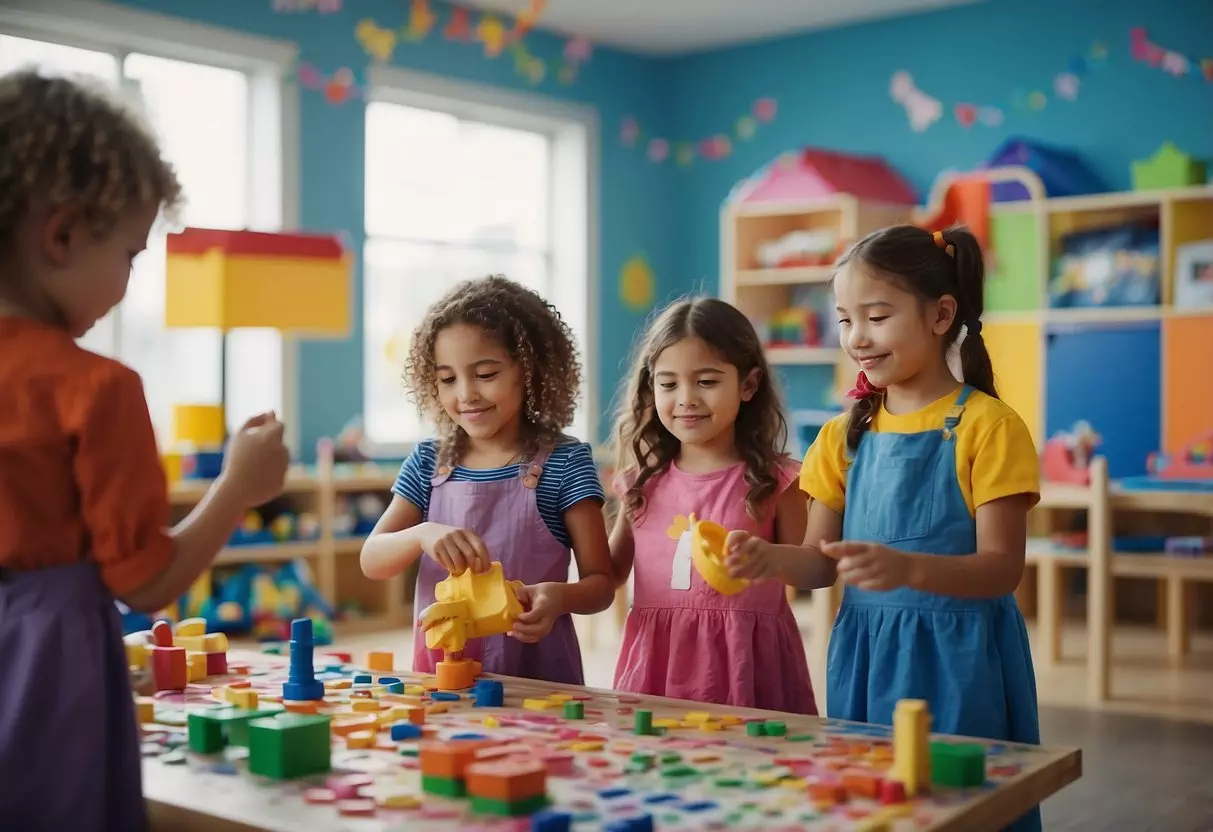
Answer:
xmin=363 ymin=67 xmax=596 ymax=452
xmin=0 ymin=3 xmax=297 ymax=447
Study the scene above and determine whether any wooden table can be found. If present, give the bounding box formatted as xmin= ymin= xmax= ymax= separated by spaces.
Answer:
xmin=142 ymin=649 xmax=1080 ymax=831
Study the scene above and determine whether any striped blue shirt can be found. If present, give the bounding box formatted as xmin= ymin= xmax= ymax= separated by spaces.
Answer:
xmin=392 ymin=439 xmax=604 ymax=548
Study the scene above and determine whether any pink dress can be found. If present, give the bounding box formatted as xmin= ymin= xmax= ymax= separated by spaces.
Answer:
xmin=613 ymin=460 xmax=818 ymax=714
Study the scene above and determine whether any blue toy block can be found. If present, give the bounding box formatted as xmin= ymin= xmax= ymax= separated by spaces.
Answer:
xmin=531 ymin=808 xmax=573 ymax=832
xmin=430 ymin=691 xmax=462 ymax=702
xmin=353 ymin=674 xmax=372 ymax=685
xmin=604 ymin=815 xmax=654 ymax=832
xmin=390 ymin=721 xmax=422 ymax=741
xmin=471 ymin=679 xmax=504 ymax=708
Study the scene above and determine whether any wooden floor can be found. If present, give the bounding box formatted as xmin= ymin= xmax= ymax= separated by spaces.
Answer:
xmin=312 ymin=602 xmax=1213 ymax=829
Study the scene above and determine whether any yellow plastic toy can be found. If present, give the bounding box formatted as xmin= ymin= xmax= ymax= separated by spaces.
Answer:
xmin=418 ymin=561 xmax=525 ymax=690
xmin=689 ymin=513 xmax=750 ymax=596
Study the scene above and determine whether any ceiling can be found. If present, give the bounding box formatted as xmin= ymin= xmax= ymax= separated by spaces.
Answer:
xmin=459 ymin=0 xmax=985 ymax=55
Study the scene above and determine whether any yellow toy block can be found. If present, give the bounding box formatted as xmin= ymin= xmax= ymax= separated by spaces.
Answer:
xmin=124 ymin=634 xmax=150 ymax=670
xmin=175 ymin=617 xmax=207 ymax=638
xmin=186 ymin=652 xmax=208 ymax=682
xmin=419 ymin=561 xmax=524 ymax=653
xmin=203 ymin=632 xmax=229 ymax=652
xmin=367 ymin=651 xmax=395 ymax=672
xmin=522 ymin=698 xmax=553 ymax=711
xmin=175 ymin=635 xmax=207 ymax=653
xmin=689 ymin=514 xmax=750 ymax=596
xmin=891 ymin=698 xmax=932 ymax=796
xmin=227 ymin=687 xmax=259 ymax=710
xmin=135 ymin=697 xmax=155 ymax=725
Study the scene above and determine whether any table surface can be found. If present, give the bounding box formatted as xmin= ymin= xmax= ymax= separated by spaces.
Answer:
xmin=142 ymin=648 xmax=1081 ymax=832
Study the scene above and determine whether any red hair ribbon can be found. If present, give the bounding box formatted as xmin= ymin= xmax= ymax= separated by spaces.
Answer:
xmin=847 ymin=371 xmax=883 ymax=400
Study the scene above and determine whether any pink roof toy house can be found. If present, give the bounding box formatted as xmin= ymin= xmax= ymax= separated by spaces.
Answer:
xmin=727 ymin=148 xmax=919 ymax=207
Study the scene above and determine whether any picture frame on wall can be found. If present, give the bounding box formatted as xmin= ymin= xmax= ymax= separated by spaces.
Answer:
xmin=1174 ymin=239 xmax=1213 ymax=309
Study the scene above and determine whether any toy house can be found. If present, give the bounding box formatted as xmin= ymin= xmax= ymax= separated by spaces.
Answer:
xmin=984 ymin=137 xmax=1108 ymax=202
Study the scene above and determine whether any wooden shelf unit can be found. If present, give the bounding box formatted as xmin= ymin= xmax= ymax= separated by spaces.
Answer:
xmin=1017 ymin=456 xmax=1213 ymax=707
xmin=720 ymin=192 xmax=914 ymax=392
xmin=168 ymin=459 xmax=407 ymax=637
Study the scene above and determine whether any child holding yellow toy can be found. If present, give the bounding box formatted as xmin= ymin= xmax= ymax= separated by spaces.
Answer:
xmin=361 ymin=276 xmax=614 ymax=685
xmin=608 ymin=298 xmax=817 ymax=714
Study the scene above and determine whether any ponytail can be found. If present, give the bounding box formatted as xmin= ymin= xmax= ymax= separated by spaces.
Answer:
xmin=940 ymin=226 xmax=999 ymax=399
xmin=845 ymin=390 xmax=880 ymax=453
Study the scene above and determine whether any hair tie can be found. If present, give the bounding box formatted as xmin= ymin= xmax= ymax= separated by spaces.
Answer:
xmin=967 ymin=319 xmax=982 ymax=336
xmin=932 ymin=230 xmax=955 ymax=258
xmin=846 ymin=371 xmax=884 ymax=400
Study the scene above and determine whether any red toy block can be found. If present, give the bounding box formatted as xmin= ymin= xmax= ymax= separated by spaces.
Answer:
xmin=151 ymin=619 xmax=174 ymax=647
xmin=206 ymin=651 xmax=228 ymax=676
xmin=150 ymin=645 xmax=187 ymax=691
xmin=880 ymin=778 xmax=907 ymax=804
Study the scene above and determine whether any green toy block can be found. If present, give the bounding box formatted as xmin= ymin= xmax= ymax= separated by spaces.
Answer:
xmin=929 ymin=741 xmax=986 ymax=788
xmin=763 ymin=720 xmax=787 ymax=736
xmin=421 ymin=774 xmax=466 ymax=797
xmin=247 ymin=712 xmax=332 ymax=780
xmin=470 ymin=793 xmax=550 ymax=816
xmin=186 ymin=705 xmax=282 ymax=753
xmin=1132 ymin=141 xmax=1207 ymax=191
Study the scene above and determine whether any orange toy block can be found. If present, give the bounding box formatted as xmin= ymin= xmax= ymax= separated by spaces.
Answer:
xmin=465 ymin=759 xmax=547 ymax=802
xmin=366 ymin=651 xmax=394 ymax=672
xmin=331 ymin=714 xmax=380 ymax=737
xmin=419 ymin=740 xmax=500 ymax=779
xmin=406 ymin=707 xmax=426 ymax=725
xmin=435 ymin=657 xmax=482 ymax=691
xmin=149 ymin=645 xmax=187 ymax=691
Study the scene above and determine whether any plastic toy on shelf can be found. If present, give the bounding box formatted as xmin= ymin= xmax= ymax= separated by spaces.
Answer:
xmin=1147 ymin=431 xmax=1213 ymax=481
xmin=1041 ymin=421 xmax=1102 ymax=485
xmin=419 ymin=561 xmax=525 ymax=690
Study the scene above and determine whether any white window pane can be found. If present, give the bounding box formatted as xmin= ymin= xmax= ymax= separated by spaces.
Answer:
xmin=365 ymin=102 xmax=549 ymax=250
xmin=362 ymin=238 xmax=548 ymax=446
xmin=0 ymin=34 xmax=119 ymax=82
xmin=226 ymin=329 xmax=283 ymax=433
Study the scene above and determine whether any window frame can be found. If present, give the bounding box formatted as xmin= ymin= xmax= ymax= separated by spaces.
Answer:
xmin=362 ymin=64 xmax=599 ymax=458
xmin=0 ymin=0 xmax=304 ymax=453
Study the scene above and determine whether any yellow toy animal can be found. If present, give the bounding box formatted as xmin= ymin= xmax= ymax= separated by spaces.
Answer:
xmin=419 ymin=561 xmax=524 ymax=654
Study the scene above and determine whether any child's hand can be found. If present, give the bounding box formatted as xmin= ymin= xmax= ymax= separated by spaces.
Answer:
xmin=723 ymin=530 xmax=785 ymax=581
xmin=421 ymin=524 xmax=489 ymax=575
xmin=222 ymin=411 xmax=289 ymax=508
xmin=819 ymin=540 xmax=910 ymax=591
xmin=510 ymin=582 xmax=564 ymax=643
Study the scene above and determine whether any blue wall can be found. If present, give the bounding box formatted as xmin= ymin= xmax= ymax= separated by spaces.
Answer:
xmin=117 ymin=0 xmax=678 ymax=454
xmin=115 ymin=0 xmax=1213 ymax=444
xmin=664 ymin=0 xmax=1213 ymax=409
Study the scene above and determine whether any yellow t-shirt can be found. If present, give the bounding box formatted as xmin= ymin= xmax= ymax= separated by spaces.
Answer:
xmin=800 ymin=387 xmax=1040 ymax=517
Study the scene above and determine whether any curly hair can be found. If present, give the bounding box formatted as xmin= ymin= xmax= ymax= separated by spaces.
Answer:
xmin=0 ymin=68 xmax=182 ymax=248
xmin=404 ymin=275 xmax=583 ymax=470
xmin=612 ymin=297 xmax=789 ymax=523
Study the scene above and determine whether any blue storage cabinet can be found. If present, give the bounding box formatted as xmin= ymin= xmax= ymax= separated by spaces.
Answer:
xmin=1044 ymin=321 xmax=1161 ymax=479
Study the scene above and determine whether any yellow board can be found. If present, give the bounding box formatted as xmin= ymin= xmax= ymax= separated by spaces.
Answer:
xmin=981 ymin=320 xmax=1042 ymax=446
xmin=165 ymin=251 xmax=353 ymax=335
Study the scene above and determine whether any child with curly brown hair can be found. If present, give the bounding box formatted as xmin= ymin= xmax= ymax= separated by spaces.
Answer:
xmin=361 ymin=275 xmax=614 ymax=684
xmin=0 ymin=69 xmax=289 ymax=831
xmin=608 ymin=297 xmax=817 ymax=714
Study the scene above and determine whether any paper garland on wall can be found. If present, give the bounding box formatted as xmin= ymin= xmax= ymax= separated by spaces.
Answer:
xmin=353 ymin=2 xmax=591 ymax=88
xmin=620 ymin=97 xmax=777 ymax=167
xmin=1131 ymin=28 xmax=1213 ymax=83
xmin=297 ymin=63 xmax=361 ymax=105
xmin=890 ymin=41 xmax=1106 ymax=132
xmin=273 ymin=0 xmax=342 ymax=11
xmin=619 ymin=254 xmax=655 ymax=312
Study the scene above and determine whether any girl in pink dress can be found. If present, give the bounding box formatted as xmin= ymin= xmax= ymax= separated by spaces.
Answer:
xmin=609 ymin=298 xmax=818 ymax=714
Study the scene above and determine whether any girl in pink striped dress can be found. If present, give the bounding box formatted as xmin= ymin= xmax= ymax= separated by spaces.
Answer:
xmin=608 ymin=298 xmax=818 ymax=714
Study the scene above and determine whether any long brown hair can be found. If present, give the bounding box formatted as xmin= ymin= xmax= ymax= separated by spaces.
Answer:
xmin=836 ymin=224 xmax=996 ymax=453
xmin=404 ymin=275 xmax=582 ymax=470
xmin=612 ymin=297 xmax=788 ymax=521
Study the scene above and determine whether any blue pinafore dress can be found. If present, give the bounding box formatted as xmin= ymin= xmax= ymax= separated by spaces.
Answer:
xmin=826 ymin=386 xmax=1042 ymax=832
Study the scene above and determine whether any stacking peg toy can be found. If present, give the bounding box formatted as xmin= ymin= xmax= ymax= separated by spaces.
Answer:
xmin=282 ymin=617 xmax=325 ymax=701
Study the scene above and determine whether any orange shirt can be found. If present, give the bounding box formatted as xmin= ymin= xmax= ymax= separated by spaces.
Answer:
xmin=0 ymin=316 xmax=173 ymax=598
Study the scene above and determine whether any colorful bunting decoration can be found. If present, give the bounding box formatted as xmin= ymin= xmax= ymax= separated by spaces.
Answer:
xmin=620 ymin=97 xmax=777 ymax=167
xmin=297 ymin=63 xmax=361 ymax=106
xmin=1131 ymin=28 xmax=1213 ymax=83
xmin=890 ymin=41 xmax=1106 ymax=132
xmin=353 ymin=1 xmax=587 ymax=89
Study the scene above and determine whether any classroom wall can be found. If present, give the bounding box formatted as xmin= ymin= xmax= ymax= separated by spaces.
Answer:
xmin=661 ymin=0 xmax=1213 ymax=409
xmin=113 ymin=0 xmax=679 ymax=454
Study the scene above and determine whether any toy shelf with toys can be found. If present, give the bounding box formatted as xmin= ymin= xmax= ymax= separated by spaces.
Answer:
xmin=130 ymin=441 xmax=409 ymax=646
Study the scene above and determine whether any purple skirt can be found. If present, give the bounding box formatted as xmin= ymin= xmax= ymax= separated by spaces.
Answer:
xmin=0 ymin=562 xmax=147 ymax=831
